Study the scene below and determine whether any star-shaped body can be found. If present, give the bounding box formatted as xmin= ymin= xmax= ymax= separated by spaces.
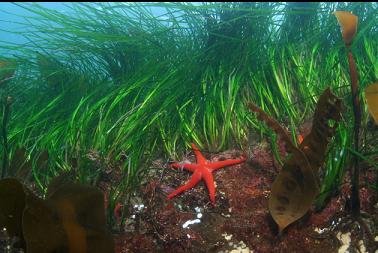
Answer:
xmin=167 ymin=143 xmax=246 ymax=204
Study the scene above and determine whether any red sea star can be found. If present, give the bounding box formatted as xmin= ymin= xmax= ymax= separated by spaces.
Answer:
xmin=167 ymin=143 xmax=246 ymax=204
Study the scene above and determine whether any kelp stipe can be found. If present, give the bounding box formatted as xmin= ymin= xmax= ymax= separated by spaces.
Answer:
xmin=334 ymin=11 xmax=361 ymax=217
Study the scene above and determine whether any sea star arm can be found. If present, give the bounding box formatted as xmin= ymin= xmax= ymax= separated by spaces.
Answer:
xmin=202 ymin=171 xmax=216 ymax=204
xmin=167 ymin=170 xmax=202 ymax=200
xmin=191 ymin=143 xmax=207 ymax=164
xmin=170 ymin=163 xmax=198 ymax=173
xmin=208 ymin=158 xmax=246 ymax=172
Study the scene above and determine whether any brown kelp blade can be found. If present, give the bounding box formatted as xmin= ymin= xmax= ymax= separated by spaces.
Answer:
xmin=25 ymin=182 xmax=114 ymax=253
xmin=47 ymin=183 xmax=114 ymax=253
xmin=0 ymin=177 xmax=113 ymax=253
xmin=48 ymin=183 xmax=107 ymax=230
xmin=9 ymin=147 xmax=33 ymax=179
xmin=334 ymin=11 xmax=358 ymax=45
xmin=269 ymin=154 xmax=319 ymax=233
xmin=45 ymin=171 xmax=77 ymax=199
xmin=86 ymin=229 xmax=115 ymax=253
xmin=247 ymin=87 xmax=341 ymax=233
xmin=365 ymin=83 xmax=378 ymax=125
xmin=247 ymin=101 xmax=318 ymax=233
xmin=23 ymin=192 xmax=67 ymax=253
xmin=270 ymin=88 xmax=342 ymax=233
xmin=0 ymin=178 xmax=26 ymax=240
xmin=299 ymin=88 xmax=342 ymax=172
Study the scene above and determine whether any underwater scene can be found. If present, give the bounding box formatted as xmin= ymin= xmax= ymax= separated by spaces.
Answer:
xmin=0 ymin=2 xmax=377 ymax=253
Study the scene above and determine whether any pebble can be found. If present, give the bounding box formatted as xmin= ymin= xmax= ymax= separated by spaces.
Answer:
xmin=133 ymin=204 xmax=145 ymax=211
xmin=222 ymin=233 xmax=233 ymax=241
xmin=314 ymin=227 xmax=328 ymax=234
xmin=358 ymin=240 xmax=367 ymax=253
xmin=182 ymin=219 xmax=201 ymax=229
xmin=336 ymin=232 xmax=351 ymax=253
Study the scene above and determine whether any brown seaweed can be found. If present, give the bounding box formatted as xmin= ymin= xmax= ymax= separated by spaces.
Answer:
xmin=299 ymin=87 xmax=342 ymax=172
xmin=247 ymin=87 xmax=342 ymax=233
xmin=0 ymin=178 xmax=26 ymax=243
xmin=48 ymin=183 xmax=114 ymax=253
xmin=23 ymin=191 xmax=67 ymax=253
xmin=365 ymin=83 xmax=378 ymax=125
xmin=9 ymin=147 xmax=32 ymax=179
xmin=334 ymin=11 xmax=358 ymax=46
xmin=246 ymin=103 xmax=297 ymax=154
xmin=334 ymin=10 xmax=362 ymax=217
xmin=0 ymin=177 xmax=114 ymax=253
